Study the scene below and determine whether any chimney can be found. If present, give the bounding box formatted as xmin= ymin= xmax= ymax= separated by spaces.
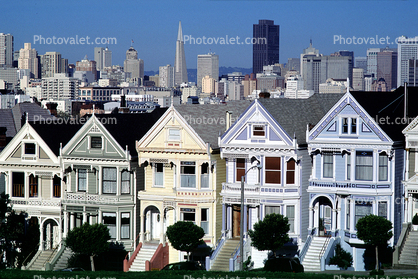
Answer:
xmin=226 ymin=111 xmax=233 ymax=130
xmin=46 ymin=102 xmax=58 ymax=116
xmin=0 ymin=127 xmax=7 ymax=148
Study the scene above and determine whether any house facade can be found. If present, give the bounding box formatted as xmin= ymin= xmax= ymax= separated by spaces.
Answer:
xmin=304 ymin=91 xmax=402 ymax=271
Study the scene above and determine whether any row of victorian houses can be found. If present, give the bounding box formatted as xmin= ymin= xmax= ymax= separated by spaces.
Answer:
xmin=1 ymin=85 xmax=418 ymax=272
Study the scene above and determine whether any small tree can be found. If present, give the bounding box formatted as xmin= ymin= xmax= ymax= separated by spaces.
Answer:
xmin=329 ymin=243 xmax=353 ymax=269
xmin=356 ymin=214 xmax=392 ymax=271
xmin=248 ymin=213 xmax=290 ymax=257
xmin=65 ymin=223 xmax=110 ymax=271
xmin=166 ymin=221 xmax=205 ymax=261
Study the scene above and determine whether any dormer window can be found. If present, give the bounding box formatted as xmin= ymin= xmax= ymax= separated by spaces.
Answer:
xmin=91 ymin=136 xmax=102 ymax=149
xmin=25 ymin=143 xmax=36 ymax=155
xmin=341 ymin=118 xmax=357 ymax=135
xmin=253 ymin=125 xmax=265 ymax=137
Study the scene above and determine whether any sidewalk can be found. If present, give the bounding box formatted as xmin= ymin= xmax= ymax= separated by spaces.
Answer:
xmin=316 ymin=269 xmax=418 ymax=277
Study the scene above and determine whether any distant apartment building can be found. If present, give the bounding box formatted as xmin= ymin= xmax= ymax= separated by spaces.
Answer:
xmin=371 ymin=77 xmax=388 ymax=92
xmin=408 ymin=59 xmax=418 ymax=86
xmin=94 ymin=46 xmax=112 ymax=71
xmin=284 ymin=75 xmax=313 ymax=99
xmin=40 ymin=52 xmax=68 ymax=78
xmin=227 ymin=80 xmax=244 ymax=100
xmin=18 ymin=43 xmax=39 ymax=78
xmin=41 ymin=73 xmax=79 ymax=100
xmin=318 ymin=78 xmax=348 ymax=94
xmin=0 ymin=33 xmax=13 ymax=67
xmin=0 ymin=67 xmax=19 ymax=90
xmin=159 ymin=64 xmax=175 ymax=88
xmin=256 ymin=73 xmax=284 ymax=91
xmin=253 ymin=20 xmax=280 ymax=74
xmin=181 ymin=85 xmax=200 ymax=103
xmin=364 ymin=74 xmax=373 ymax=91
xmin=201 ymin=75 xmax=216 ymax=96
xmin=352 ymin=67 xmax=365 ymax=91
xmin=242 ymin=74 xmax=257 ymax=98
xmin=197 ymin=53 xmax=219 ymax=89
xmin=397 ymin=36 xmax=418 ymax=87
xmin=78 ymin=86 xmax=121 ymax=101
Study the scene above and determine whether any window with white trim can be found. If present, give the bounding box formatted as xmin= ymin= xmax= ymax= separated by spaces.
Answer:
xmin=103 ymin=212 xmax=116 ymax=239
xmin=265 ymin=157 xmax=281 ymax=184
xmin=78 ymin=169 xmax=87 ymax=192
xmin=323 ymin=153 xmax=333 ymax=178
xmin=154 ymin=163 xmax=164 ymax=186
xmin=103 ymin=167 xmax=117 ymax=194
xmin=379 ymin=153 xmax=388 ymax=181
xmin=252 ymin=125 xmax=265 ymax=137
xmin=121 ymin=212 xmax=130 ymax=239
xmin=286 ymin=205 xmax=295 ymax=233
xmin=180 ymin=162 xmax=196 ymax=188
xmin=121 ymin=171 xmax=130 ymax=194
xmin=356 ymin=151 xmax=373 ymax=181
xmin=168 ymin=128 xmax=180 ymax=141
xmin=201 ymin=208 xmax=209 ymax=234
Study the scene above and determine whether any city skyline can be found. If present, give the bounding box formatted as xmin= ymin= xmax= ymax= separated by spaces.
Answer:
xmin=3 ymin=0 xmax=417 ymax=71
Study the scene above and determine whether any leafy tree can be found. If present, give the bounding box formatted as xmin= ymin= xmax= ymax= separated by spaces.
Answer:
xmin=166 ymin=221 xmax=205 ymax=261
xmin=329 ymin=243 xmax=353 ymax=269
xmin=65 ymin=223 xmax=111 ymax=271
xmin=0 ymin=193 xmax=39 ymax=269
xmin=356 ymin=214 xmax=392 ymax=271
xmin=248 ymin=213 xmax=290 ymax=257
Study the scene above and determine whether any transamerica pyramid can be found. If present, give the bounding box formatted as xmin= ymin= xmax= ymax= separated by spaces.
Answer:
xmin=174 ymin=21 xmax=188 ymax=85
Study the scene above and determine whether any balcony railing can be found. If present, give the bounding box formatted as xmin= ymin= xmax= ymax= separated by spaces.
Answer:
xmin=309 ymin=179 xmax=391 ymax=189
xmin=63 ymin=192 xmax=129 ymax=205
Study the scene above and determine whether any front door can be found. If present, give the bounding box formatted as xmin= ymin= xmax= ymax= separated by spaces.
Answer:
xmin=232 ymin=205 xmax=241 ymax=238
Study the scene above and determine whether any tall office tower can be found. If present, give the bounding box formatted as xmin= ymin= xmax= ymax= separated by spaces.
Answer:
xmin=367 ymin=48 xmax=382 ymax=77
xmin=377 ymin=48 xmax=397 ymax=90
xmin=300 ymin=41 xmax=319 ymax=77
xmin=355 ymin=57 xmax=367 ymax=73
xmin=286 ymin=58 xmax=300 ymax=72
xmin=174 ymin=21 xmax=188 ymax=85
xmin=124 ymin=46 xmax=144 ymax=83
xmin=41 ymin=52 xmax=68 ymax=78
xmin=301 ymin=46 xmax=352 ymax=94
xmin=18 ymin=43 xmax=39 ymax=78
xmin=330 ymin=51 xmax=353 ymax=87
xmin=197 ymin=53 xmax=219 ymax=89
xmin=94 ymin=47 xmax=112 ymax=71
xmin=159 ymin=64 xmax=175 ymax=88
xmin=253 ymin=20 xmax=280 ymax=74
xmin=76 ymin=56 xmax=98 ymax=81
xmin=0 ymin=33 xmax=13 ymax=67
xmin=408 ymin=59 xmax=418 ymax=86
xmin=397 ymin=36 xmax=418 ymax=87
xmin=352 ymin=68 xmax=365 ymax=91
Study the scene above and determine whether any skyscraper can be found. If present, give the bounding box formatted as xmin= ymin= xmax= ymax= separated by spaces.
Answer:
xmin=377 ymin=48 xmax=397 ymax=91
xmin=94 ymin=47 xmax=112 ymax=71
xmin=253 ymin=20 xmax=280 ymax=74
xmin=197 ymin=53 xmax=219 ymax=89
xmin=0 ymin=33 xmax=13 ymax=67
xmin=124 ymin=45 xmax=144 ymax=84
xmin=18 ymin=43 xmax=39 ymax=78
xmin=174 ymin=21 xmax=188 ymax=85
xmin=397 ymin=36 xmax=418 ymax=87
xmin=367 ymin=48 xmax=382 ymax=78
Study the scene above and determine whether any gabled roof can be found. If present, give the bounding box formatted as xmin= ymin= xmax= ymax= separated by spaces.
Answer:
xmin=258 ymin=94 xmax=344 ymax=145
xmin=0 ymin=102 xmax=55 ymax=139
xmin=351 ymin=86 xmax=418 ymax=143
xmin=174 ymin=101 xmax=252 ymax=149
xmin=30 ymin=108 xmax=167 ymax=157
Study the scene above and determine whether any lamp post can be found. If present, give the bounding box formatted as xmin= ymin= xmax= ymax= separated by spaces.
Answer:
xmin=240 ymin=163 xmax=262 ymax=271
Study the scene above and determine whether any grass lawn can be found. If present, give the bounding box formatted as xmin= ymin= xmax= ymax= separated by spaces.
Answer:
xmin=0 ymin=270 xmax=412 ymax=279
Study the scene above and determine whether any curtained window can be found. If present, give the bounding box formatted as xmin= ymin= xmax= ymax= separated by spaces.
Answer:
xmin=103 ymin=167 xmax=117 ymax=194
xmin=265 ymin=157 xmax=281 ymax=184
xmin=236 ymin=159 xmax=246 ymax=182
xmin=121 ymin=213 xmax=130 ymax=239
xmin=379 ymin=154 xmax=388 ymax=181
xmin=78 ymin=169 xmax=87 ymax=192
xmin=121 ymin=171 xmax=130 ymax=194
xmin=287 ymin=205 xmax=295 ymax=233
xmin=323 ymin=153 xmax=333 ymax=178
xmin=356 ymin=151 xmax=373 ymax=181
xmin=286 ymin=159 xmax=295 ymax=184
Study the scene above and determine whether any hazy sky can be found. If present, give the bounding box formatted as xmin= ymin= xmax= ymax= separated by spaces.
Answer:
xmin=4 ymin=0 xmax=417 ymax=71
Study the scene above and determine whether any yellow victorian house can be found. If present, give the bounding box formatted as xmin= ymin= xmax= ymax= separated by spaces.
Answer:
xmin=126 ymin=102 xmax=249 ymax=271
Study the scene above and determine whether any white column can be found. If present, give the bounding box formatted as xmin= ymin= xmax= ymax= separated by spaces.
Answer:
xmin=350 ymin=200 xmax=355 ymax=231
xmin=98 ymin=209 xmax=102 ymax=223
xmin=140 ymin=213 xmax=145 ymax=243
xmin=63 ymin=211 xmax=68 ymax=238
xmin=89 ymin=214 xmax=94 ymax=225
xmin=160 ymin=212 xmax=165 ymax=244
xmin=309 ymin=207 xmax=313 ymax=230
xmin=408 ymin=194 xmax=413 ymax=223
xmin=40 ymin=220 xmax=44 ymax=250
xmin=70 ymin=213 xmax=75 ymax=230
xmin=83 ymin=207 xmax=88 ymax=224
xmin=332 ymin=209 xmax=337 ymax=232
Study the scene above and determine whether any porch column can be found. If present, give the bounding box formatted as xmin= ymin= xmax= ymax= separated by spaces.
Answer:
xmin=139 ymin=213 xmax=145 ymax=242
xmin=63 ymin=211 xmax=68 ymax=238
xmin=160 ymin=212 xmax=165 ymax=244
xmin=40 ymin=220 xmax=44 ymax=251
xmin=70 ymin=213 xmax=75 ymax=230
xmin=98 ymin=209 xmax=102 ymax=224
xmin=308 ymin=207 xmax=313 ymax=230
xmin=89 ymin=214 xmax=94 ymax=225
xmin=83 ymin=208 xmax=88 ymax=224
xmin=408 ymin=193 xmax=413 ymax=223
xmin=332 ymin=209 xmax=337 ymax=232
xmin=337 ymin=199 xmax=342 ymax=230
xmin=349 ymin=200 xmax=355 ymax=231
xmin=222 ymin=203 xmax=226 ymax=232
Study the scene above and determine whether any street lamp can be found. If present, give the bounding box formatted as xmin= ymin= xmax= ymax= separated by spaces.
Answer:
xmin=240 ymin=160 xmax=262 ymax=271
